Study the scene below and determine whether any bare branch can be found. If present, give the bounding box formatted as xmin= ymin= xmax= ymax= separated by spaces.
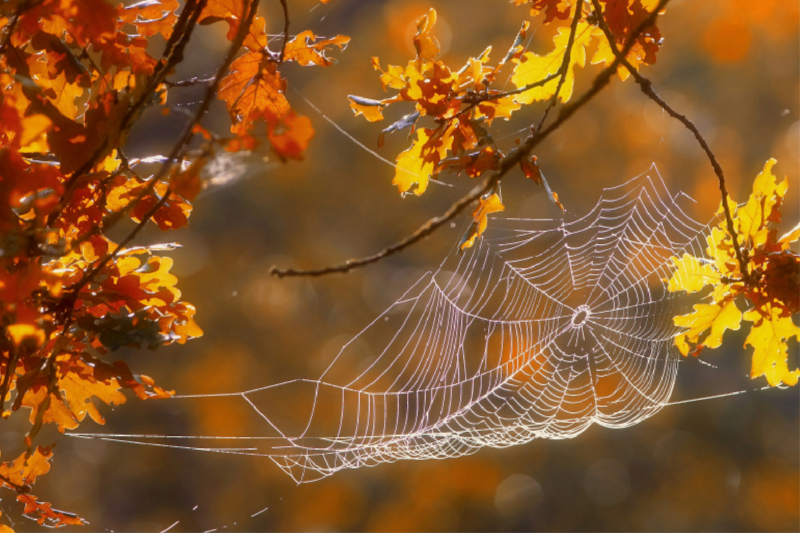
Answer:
xmin=278 ymin=0 xmax=289 ymax=63
xmin=589 ymin=0 xmax=751 ymax=285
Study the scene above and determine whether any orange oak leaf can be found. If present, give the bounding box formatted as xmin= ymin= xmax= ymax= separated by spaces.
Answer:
xmin=198 ymin=0 xmax=245 ymax=40
xmin=599 ymin=0 xmax=662 ymax=64
xmin=0 ymin=447 xmax=54 ymax=488
xmin=516 ymin=0 xmax=571 ymax=24
xmin=119 ymin=0 xmax=180 ymax=39
xmin=413 ymin=8 xmax=441 ymax=61
xmin=283 ymin=30 xmax=350 ymax=66
xmin=268 ymin=112 xmax=314 ymax=161
xmin=218 ymin=51 xmax=290 ymax=132
xmin=17 ymin=493 xmax=85 ymax=527
xmin=460 ymin=193 xmax=505 ymax=251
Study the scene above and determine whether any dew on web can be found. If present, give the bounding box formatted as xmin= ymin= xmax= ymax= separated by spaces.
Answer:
xmin=69 ymin=164 xmax=768 ymax=487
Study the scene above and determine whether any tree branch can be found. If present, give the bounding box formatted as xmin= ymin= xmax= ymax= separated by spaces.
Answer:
xmin=270 ymin=0 xmax=670 ymax=278
xmin=589 ymin=0 xmax=751 ymax=285
xmin=535 ymin=0 xmax=583 ymax=132
xmin=278 ymin=0 xmax=289 ymax=63
xmin=458 ymin=72 xmax=561 ymax=118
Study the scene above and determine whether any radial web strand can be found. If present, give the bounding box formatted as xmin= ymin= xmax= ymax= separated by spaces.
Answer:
xmin=70 ymin=165 xmax=717 ymax=484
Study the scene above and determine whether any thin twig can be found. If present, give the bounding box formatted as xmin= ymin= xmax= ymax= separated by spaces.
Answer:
xmin=278 ymin=0 xmax=289 ymax=63
xmin=589 ymin=0 xmax=751 ymax=284
xmin=269 ymin=0 xmax=669 ymax=278
xmin=536 ymin=0 xmax=583 ymax=132
xmin=458 ymin=72 xmax=561 ymax=118
xmin=166 ymin=76 xmax=216 ymax=87
xmin=0 ymin=472 xmax=29 ymax=494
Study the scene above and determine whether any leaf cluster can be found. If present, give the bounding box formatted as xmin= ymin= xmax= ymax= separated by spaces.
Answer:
xmin=0 ymin=0 xmax=346 ymax=525
xmin=668 ymin=159 xmax=800 ymax=386
xmin=347 ymin=0 xmax=663 ymax=249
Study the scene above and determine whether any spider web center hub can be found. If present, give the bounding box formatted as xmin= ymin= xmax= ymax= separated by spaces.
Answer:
xmin=571 ymin=304 xmax=591 ymax=326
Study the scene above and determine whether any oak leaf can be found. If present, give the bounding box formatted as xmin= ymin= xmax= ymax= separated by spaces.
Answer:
xmin=460 ymin=193 xmax=505 ymax=251
xmin=198 ymin=0 xmax=245 ymax=40
xmin=393 ymin=127 xmax=452 ymax=196
xmin=218 ymin=52 xmax=290 ymax=132
xmin=283 ymin=31 xmax=350 ymax=66
xmin=268 ymin=112 xmax=314 ymax=161
xmin=511 ymin=20 xmax=598 ymax=105
xmin=119 ymin=0 xmax=180 ymax=39
xmin=413 ymin=9 xmax=441 ymax=61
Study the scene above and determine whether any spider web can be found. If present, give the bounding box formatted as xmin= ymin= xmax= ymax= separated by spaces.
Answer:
xmin=71 ymin=165 xmax=714 ymax=484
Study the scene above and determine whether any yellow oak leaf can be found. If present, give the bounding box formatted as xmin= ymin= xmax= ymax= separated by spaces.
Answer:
xmin=19 ymin=114 xmax=52 ymax=152
xmin=376 ymin=62 xmax=406 ymax=91
xmin=137 ymin=256 xmax=180 ymax=302
xmin=743 ymin=304 xmax=800 ymax=386
xmin=413 ymin=9 xmax=441 ymax=61
xmin=666 ymin=253 xmax=720 ymax=294
xmin=460 ymin=193 xmax=505 ymax=251
xmin=737 ymin=158 xmax=788 ymax=249
xmin=673 ymin=299 xmax=742 ymax=356
xmin=591 ymin=28 xmax=653 ymax=81
xmin=476 ymin=95 xmax=522 ymax=124
xmin=172 ymin=308 xmax=203 ymax=344
xmin=668 ymin=158 xmax=799 ymax=387
xmin=705 ymin=225 xmax=739 ymax=278
xmin=511 ymin=21 xmax=598 ymax=105
xmin=347 ymin=96 xmax=384 ymax=122
xmin=393 ymin=128 xmax=452 ymax=196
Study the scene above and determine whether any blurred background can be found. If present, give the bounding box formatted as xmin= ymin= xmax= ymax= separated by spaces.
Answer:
xmin=5 ymin=0 xmax=800 ymax=530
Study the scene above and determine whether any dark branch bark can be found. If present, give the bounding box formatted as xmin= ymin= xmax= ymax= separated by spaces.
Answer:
xmin=536 ymin=0 xmax=583 ymax=132
xmin=278 ymin=0 xmax=289 ymax=63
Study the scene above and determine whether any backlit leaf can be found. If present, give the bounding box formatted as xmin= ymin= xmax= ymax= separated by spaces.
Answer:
xmin=744 ymin=304 xmax=800 ymax=386
xmin=511 ymin=21 xmax=598 ymax=105
xmin=460 ymin=193 xmax=505 ymax=251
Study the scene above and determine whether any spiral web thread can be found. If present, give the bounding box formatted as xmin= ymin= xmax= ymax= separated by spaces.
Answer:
xmin=71 ymin=165 xmax=717 ymax=484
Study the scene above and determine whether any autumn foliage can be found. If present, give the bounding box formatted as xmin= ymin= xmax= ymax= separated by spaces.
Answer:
xmin=0 ymin=0 xmax=345 ymax=525
xmin=347 ymin=1 xmax=665 ymax=248
xmin=0 ymin=0 xmax=797 ymax=528
xmin=668 ymin=159 xmax=800 ymax=386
